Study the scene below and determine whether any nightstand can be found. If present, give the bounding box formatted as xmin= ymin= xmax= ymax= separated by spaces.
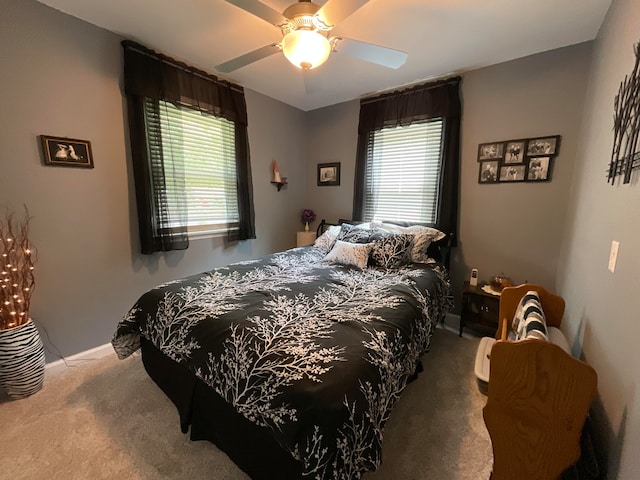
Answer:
xmin=460 ymin=281 xmax=500 ymax=337
xmin=296 ymin=231 xmax=316 ymax=247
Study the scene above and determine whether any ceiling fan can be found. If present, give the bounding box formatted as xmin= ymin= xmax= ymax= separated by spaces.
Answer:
xmin=215 ymin=0 xmax=408 ymax=73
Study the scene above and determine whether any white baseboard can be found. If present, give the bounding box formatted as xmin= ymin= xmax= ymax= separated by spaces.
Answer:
xmin=442 ymin=312 xmax=461 ymax=333
xmin=45 ymin=342 xmax=115 ymax=373
xmin=438 ymin=313 xmax=479 ymax=340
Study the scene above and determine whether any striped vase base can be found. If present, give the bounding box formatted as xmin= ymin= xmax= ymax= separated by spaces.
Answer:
xmin=0 ymin=319 xmax=45 ymax=399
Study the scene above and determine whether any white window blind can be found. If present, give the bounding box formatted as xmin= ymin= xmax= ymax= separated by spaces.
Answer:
xmin=362 ymin=118 xmax=444 ymax=223
xmin=144 ymin=99 xmax=239 ymax=234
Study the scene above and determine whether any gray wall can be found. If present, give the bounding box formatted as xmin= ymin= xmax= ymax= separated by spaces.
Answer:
xmin=556 ymin=0 xmax=639 ymax=476
xmin=304 ymin=44 xmax=593 ymax=314
xmin=0 ymin=0 xmax=307 ymax=360
xmin=453 ymin=43 xmax=593 ymax=307
xmin=305 ymin=101 xmax=360 ymax=225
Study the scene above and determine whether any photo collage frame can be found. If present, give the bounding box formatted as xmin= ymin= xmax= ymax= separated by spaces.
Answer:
xmin=477 ymin=135 xmax=560 ymax=184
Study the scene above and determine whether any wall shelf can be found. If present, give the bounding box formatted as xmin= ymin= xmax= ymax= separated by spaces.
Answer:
xmin=271 ymin=178 xmax=287 ymax=191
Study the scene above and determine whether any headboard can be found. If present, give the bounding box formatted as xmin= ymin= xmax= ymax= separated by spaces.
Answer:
xmin=315 ymin=218 xmax=339 ymax=236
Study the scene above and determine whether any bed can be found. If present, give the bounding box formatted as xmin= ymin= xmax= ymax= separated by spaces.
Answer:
xmin=112 ymin=221 xmax=452 ymax=479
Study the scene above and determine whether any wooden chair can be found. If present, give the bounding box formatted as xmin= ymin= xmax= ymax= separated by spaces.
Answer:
xmin=483 ymin=285 xmax=598 ymax=480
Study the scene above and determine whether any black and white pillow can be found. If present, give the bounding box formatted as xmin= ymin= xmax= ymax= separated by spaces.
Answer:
xmin=512 ymin=291 xmax=548 ymax=341
xmin=336 ymin=224 xmax=376 ymax=244
xmin=370 ymin=233 xmax=413 ymax=269
xmin=375 ymin=223 xmax=445 ymax=263
xmin=324 ymin=240 xmax=374 ymax=269
xmin=314 ymin=225 xmax=341 ymax=254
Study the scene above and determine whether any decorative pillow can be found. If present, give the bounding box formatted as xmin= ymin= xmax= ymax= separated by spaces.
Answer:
xmin=324 ymin=240 xmax=374 ymax=269
xmin=314 ymin=225 xmax=341 ymax=254
xmin=338 ymin=219 xmax=375 ymax=230
xmin=512 ymin=291 xmax=548 ymax=341
xmin=336 ymin=224 xmax=377 ymax=244
xmin=376 ymin=223 xmax=446 ymax=263
xmin=353 ymin=222 xmax=378 ymax=230
xmin=370 ymin=233 xmax=413 ymax=268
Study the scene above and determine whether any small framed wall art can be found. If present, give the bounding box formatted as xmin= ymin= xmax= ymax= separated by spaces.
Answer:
xmin=499 ymin=164 xmax=526 ymax=182
xmin=317 ymin=162 xmax=340 ymax=186
xmin=526 ymin=136 xmax=560 ymax=157
xmin=527 ymin=156 xmax=553 ymax=182
xmin=40 ymin=135 xmax=94 ymax=168
xmin=477 ymin=142 xmax=504 ymax=161
xmin=504 ymin=140 xmax=526 ymax=164
xmin=478 ymin=160 xmax=499 ymax=183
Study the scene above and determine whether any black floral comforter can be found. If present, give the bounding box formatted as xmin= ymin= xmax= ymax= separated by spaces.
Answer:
xmin=112 ymin=246 xmax=452 ymax=479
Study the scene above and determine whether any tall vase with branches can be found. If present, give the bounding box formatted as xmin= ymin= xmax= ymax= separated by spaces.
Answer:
xmin=1 ymin=208 xmax=36 ymax=329
xmin=0 ymin=206 xmax=44 ymax=399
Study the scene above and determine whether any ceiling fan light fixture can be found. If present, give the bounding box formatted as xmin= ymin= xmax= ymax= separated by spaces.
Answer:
xmin=282 ymin=29 xmax=331 ymax=70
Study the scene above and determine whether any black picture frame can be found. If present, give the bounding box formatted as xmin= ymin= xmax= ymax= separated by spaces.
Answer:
xmin=478 ymin=160 xmax=499 ymax=184
xmin=499 ymin=164 xmax=526 ymax=182
xmin=526 ymin=156 xmax=553 ymax=182
xmin=317 ymin=162 xmax=340 ymax=186
xmin=526 ymin=135 xmax=560 ymax=157
xmin=504 ymin=140 xmax=526 ymax=164
xmin=477 ymin=142 xmax=504 ymax=161
xmin=40 ymin=135 xmax=94 ymax=168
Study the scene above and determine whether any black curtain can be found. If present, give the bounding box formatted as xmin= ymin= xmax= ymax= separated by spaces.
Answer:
xmin=353 ymin=77 xmax=461 ymax=245
xmin=122 ymin=40 xmax=255 ymax=254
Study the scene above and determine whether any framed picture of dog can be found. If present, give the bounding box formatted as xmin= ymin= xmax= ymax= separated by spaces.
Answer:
xmin=40 ymin=135 xmax=94 ymax=168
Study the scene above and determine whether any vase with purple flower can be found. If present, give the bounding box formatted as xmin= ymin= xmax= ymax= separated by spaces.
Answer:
xmin=301 ymin=209 xmax=316 ymax=232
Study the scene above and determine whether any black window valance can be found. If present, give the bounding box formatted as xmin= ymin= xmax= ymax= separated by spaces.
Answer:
xmin=122 ymin=40 xmax=248 ymax=126
xmin=357 ymin=77 xmax=461 ymax=133
xmin=122 ymin=40 xmax=255 ymax=253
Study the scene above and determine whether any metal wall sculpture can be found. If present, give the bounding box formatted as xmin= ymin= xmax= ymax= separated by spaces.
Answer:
xmin=608 ymin=43 xmax=640 ymax=185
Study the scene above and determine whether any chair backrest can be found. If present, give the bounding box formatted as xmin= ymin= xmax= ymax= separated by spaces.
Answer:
xmin=496 ymin=284 xmax=565 ymax=340
xmin=483 ymin=339 xmax=597 ymax=480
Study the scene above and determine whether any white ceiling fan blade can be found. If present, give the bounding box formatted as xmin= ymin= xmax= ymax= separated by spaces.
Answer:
xmin=316 ymin=0 xmax=369 ymax=28
xmin=225 ymin=0 xmax=288 ymax=26
xmin=333 ymin=37 xmax=407 ymax=69
xmin=215 ymin=44 xmax=281 ymax=73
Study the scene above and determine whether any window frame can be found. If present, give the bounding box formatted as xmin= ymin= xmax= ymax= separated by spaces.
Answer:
xmin=144 ymin=98 xmax=241 ymax=238
xmin=360 ymin=117 xmax=446 ymax=225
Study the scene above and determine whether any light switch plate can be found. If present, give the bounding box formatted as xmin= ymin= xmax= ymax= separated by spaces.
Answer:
xmin=608 ymin=241 xmax=620 ymax=273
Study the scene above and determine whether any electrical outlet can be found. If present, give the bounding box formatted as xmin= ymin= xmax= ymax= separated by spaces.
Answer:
xmin=608 ymin=241 xmax=620 ymax=273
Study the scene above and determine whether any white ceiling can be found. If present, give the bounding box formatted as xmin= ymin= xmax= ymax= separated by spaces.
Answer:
xmin=37 ymin=0 xmax=611 ymax=111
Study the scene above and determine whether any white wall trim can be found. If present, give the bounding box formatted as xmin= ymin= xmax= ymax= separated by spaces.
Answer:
xmin=45 ymin=342 xmax=114 ymax=372
xmin=438 ymin=313 xmax=481 ymax=340
xmin=442 ymin=312 xmax=461 ymax=334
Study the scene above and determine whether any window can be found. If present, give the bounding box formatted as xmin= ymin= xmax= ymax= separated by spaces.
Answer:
xmin=353 ymin=78 xmax=461 ymax=242
xmin=144 ymin=99 xmax=239 ymax=235
xmin=361 ymin=118 xmax=444 ymax=223
xmin=123 ymin=40 xmax=254 ymax=254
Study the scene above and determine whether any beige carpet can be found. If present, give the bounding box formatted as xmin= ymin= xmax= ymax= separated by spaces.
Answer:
xmin=0 ymin=327 xmax=493 ymax=480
